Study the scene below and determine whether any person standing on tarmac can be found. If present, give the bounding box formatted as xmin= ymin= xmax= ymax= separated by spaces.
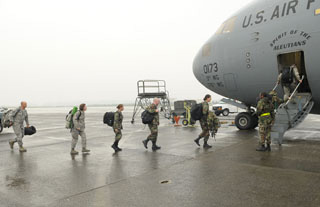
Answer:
xmin=142 ymin=98 xmax=161 ymax=151
xmin=277 ymin=64 xmax=302 ymax=102
xmin=9 ymin=101 xmax=30 ymax=152
xmin=111 ymin=104 xmax=124 ymax=153
xmin=194 ymin=94 xmax=212 ymax=149
xmin=256 ymin=92 xmax=275 ymax=152
xmin=70 ymin=103 xmax=90 ymax=155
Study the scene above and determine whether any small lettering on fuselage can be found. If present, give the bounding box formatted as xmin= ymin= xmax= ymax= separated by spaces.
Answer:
xmin=242 ymin=0 xmax=315 ymax=29
xmin=270 ymin=29 xmax=312 ymax=50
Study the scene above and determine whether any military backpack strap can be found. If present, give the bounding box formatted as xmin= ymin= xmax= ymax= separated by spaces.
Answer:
xmin=13 ymin=109 xmax=21 ymax=118
xmin=77 ymin=111 xmax=82 ymax=121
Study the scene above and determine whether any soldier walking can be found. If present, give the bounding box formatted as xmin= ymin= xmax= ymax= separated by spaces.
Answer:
xmin=142 ymin=98 xmax=161 ymax=151
xmin=194 ymin=94 xmax=212 ymax=149
xmin=277 ymin=64 xmax=302 ymax=102
xmin=71 ymin=103 xmax=90 ymax=155
xmin=256 ymin=92 xmax=275 ymax=152
xmin=111 ymin=104 xmax=124 ymax=153
xmin=9 ymin=101 xmax=30 ymax=152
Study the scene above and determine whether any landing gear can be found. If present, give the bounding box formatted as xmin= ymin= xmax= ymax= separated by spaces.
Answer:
xmin=235 ymin=108 xmax=258 ymax=130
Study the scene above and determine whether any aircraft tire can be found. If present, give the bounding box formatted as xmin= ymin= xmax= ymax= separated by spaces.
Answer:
xmin=235 ymin=112 xmax=254 ymax=130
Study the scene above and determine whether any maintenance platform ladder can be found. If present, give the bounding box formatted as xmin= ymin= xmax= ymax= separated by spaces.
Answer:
xmin=131 ymin=80 xmax=172 ymax=124
xmin=271 ymin=86 xmax=314 ymax=145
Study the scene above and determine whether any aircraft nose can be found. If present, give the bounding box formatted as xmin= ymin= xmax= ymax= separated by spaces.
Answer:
xmin=192 ymin=49 xmax=204 ymax=84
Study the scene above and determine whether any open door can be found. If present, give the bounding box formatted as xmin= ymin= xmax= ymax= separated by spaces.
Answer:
xmin=277 ymin=51 xmax=311 ymax=93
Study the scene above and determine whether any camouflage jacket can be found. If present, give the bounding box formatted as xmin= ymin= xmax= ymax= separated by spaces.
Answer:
xmin=73 ymin=111 xmax=85 ymax=131
xmin=146 ymin=104 xmax=159 ymax=125
xmin=113 ymin=111 xmax=123 ymax=130
xmin=257 ymin=97 xmax=275 ymax=124
xmin=200 ymin=101 xmax=209 ymax=123
xmin=10 ymin=107 xmax=29 ymax=127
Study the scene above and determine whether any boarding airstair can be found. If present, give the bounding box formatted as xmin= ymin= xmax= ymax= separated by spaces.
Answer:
xmin=271 ymin=77 xmax=314 ymax=145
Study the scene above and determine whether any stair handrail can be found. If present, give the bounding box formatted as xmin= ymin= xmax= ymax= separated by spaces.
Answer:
xmin=272 ymin=82 xmax=279 ymax=91
xmin=283 ymin=75 xmax=305 ymax=107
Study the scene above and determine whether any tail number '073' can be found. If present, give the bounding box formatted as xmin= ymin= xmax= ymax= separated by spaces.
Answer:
xmin=203 ymin=63 xmax=218 ymax=74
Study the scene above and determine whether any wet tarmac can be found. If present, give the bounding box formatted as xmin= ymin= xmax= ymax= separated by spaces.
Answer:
xmin=0 ymin=107 xmax=320 ymax=207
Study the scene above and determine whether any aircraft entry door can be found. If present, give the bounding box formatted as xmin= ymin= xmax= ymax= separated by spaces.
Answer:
xmin=277 ymin=51 xmax=311 ymax=93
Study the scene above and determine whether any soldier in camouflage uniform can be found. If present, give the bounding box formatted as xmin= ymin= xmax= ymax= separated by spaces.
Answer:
xmin=71 ymin=103 xmax=90 ymax=155
xmin=194 ymin=94 xmax=212 ymax=149
xmin=142 ymin=98 xmax=161 ymax=151
xmin=277 ymin=64 xmax=302 ymax=102
xmin=111 ymin=104 xmax=124 ymax=153
xmin=9 ymin=101 xmax=30 ymax=152
xmin=256 ymin=92 xmax=275 ymax=152
xmin=269 ymin=90 xmax=283 ymax=110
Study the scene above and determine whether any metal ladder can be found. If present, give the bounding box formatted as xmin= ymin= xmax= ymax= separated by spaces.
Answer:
xmin=271 ymin=77 xmax=314 ymax=145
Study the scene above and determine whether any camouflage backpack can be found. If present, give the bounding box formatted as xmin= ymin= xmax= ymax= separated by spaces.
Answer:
xmin=1 ymin=109 xmax=20 ymax=128
xmin=207 ymin=111 xmax=220 ymax=132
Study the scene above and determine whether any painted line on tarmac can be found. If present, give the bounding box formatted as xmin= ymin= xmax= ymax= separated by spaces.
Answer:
xmin=45 ymin=136 xmax=70 ymax=141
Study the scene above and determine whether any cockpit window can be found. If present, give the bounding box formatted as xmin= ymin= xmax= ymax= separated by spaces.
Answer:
xmin=215 ymin=22 xmax=226 ymax=35
xmin=202 ymin=43 xmax=211 ymax=57
xmin=215 ymin=16 xmax=237 ymax=35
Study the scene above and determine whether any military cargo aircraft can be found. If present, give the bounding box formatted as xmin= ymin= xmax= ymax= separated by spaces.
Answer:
xmin=193 ymin=0 xmax=320 ymax=144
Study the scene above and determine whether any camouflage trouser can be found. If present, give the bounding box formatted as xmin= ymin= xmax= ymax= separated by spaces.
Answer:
xmin=11 ymin=124 xmax=24 ymax=147
xmin=199 ymin=120 xmax=209 ymax=142
xmin=147 ymin=124 xmax=158 ymax=141
xmin=71 ymin=129 xmax=87 ymax=149
xmin=259 ymin=124 xmax=271 ymax=145
xmin=114 ymin=129 xmax=122 ymax=141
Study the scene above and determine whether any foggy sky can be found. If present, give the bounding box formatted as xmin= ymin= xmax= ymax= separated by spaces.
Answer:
xmin=0 ymin=0 xmax=253 ymax=106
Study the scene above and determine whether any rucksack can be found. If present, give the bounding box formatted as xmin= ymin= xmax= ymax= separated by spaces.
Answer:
xmin=141 ymin=110 xmax=154 ymax=124
xmin=191 ymin=103 xmax=203 ymax=121
xmin=281 ymin=66 xmax=293 ymax=84
xmin=65 ymin=107 xmax=78 ymax=129
xmin=103 ymin=112 xmax=115 ymax=127
xmin=208 ymin=114 xmax=220 ymax=132
xmin=1 ymin=109 xmax=20 ymax=128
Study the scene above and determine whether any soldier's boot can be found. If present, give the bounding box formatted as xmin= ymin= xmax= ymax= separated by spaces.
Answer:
xmin=142 ymin=139 xmax=149 ymax=149
xmin=152 ymin=141 xmax=161 ymax=151
xmin=256 ymin=145 xmax=266 ymax=152
xmin=194 ymin=137 xmax=201 ymax=147
xmin=70 ymin=148 xmax=79 ymax=155
xmin=266 ymin=144 xmax=271 ymax=152
xmin=116 ymin=142 xmax=122 ymax=151
xmin=82 ymin=148 xmax=90 ymax=153
xmin=111 ymin=142 xmax=120 ymax=153
xmin=9 ymin=141 xmax=15 ymax=150
xmin=19 ymin=146 xmax=27 ymax=153
xmin=203 ymin=141 xmax=212 ymax=149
